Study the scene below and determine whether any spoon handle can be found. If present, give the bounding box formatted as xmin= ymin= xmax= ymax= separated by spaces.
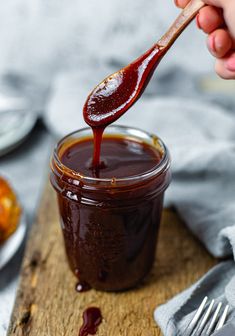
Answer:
xmin=158 ymin=0 xmax=205 ymax=48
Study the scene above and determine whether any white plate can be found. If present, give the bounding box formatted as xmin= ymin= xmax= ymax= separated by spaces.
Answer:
xmin=0 ymin=109 xmax=37 ymax=157
xmin=0 ymin=213 xmax=27 ymax=269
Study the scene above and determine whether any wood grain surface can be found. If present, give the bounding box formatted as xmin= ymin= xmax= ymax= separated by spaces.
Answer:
xmin=7 ymin=183 xmax=217 ymax=336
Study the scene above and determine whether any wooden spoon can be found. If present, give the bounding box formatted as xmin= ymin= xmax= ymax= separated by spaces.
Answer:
xmin=83 ymin=0 xmax=205 ymax=127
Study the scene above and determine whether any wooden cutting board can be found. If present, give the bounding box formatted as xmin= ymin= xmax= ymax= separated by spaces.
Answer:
xmin=7 ymin=183 xmax=217 ymax=336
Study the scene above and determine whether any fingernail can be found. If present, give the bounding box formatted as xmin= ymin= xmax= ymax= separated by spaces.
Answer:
xmin=208 ymin=35 xmax=216 ymax=53
xmin=196 ymin=14 xmax=202 ymax=29
xmin=226 ymin=55 xmax=235 ymax=71
xmin=214 ymin=35 xmax=224 ymax=52
xmin=174 ymin=0 xmax=179 ymax=7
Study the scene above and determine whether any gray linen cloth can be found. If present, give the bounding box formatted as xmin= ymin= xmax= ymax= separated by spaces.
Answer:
xmin=155 ymin=261 xmax=235 ymax=335
xmin=122 ymin=98 xmax=235 ymax=335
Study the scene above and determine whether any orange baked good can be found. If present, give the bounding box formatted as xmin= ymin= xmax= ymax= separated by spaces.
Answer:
xmin=0 ymin=177 xmax=21 ymax=244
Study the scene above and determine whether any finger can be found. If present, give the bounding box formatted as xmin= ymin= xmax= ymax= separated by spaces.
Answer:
xmin=203 ymin=0 xmax=235 ymax=38
xmin=174 ymin=0 xmax=190 ymax=8
xmin=203 ymin=0 xmax=228 ymax=9
xmin=207 ymin=29 xmax=233 ymax=58
xmin=197 ymin=6 xmax=224 ymax=33
xmin=226 ymin=51 xmax=235 ymax=72
xmin=215 ymin=53 xmax=235 ymax=79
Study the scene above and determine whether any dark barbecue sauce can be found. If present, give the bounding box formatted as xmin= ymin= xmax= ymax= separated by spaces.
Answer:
xmin=79 ymin=307 xmax=102 ymax=336
xmin=76 ymin=281 xmax=91 ymax=293
xmin=56 ymin=134 xmax=166 ymax=292
xmin=60 ymin=135 xmax=162 ymax=179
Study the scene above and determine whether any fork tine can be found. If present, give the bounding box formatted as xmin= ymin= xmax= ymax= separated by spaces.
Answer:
xmin=196 ymin=299 xmax=215 ymax=335
xmin=181 ymin=298 xmax=229 ymax=336
xmin=215 ymin=305 xmax=229 ymax=331
xmin=206 ymin=302 xmax=222 ymax=335
xmin=186 ymin=297 xmax=208 ymax=332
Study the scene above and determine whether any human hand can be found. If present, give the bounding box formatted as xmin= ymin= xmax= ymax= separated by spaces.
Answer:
xmin=175 ymin=0 xmax=235 ymax=79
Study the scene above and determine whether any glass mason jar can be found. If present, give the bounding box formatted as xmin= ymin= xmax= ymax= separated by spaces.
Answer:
xmin=50 ymin=125 xmax=171 ymax=291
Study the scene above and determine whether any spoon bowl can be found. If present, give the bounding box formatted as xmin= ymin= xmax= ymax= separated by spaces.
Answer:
xmin=84 ymin=45 xmax=166 ymax=127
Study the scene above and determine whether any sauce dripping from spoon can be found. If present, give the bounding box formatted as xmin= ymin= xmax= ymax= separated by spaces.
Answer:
xmin=83 ymin=0 xmax=205 ymax=168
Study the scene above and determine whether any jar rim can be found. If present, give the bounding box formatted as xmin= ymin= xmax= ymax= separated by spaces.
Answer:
xmin=52 ymin=125 xmax=171 ymax=187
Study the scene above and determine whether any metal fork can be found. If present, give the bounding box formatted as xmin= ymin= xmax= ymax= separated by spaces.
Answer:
xmin=184 ymin=297 xmax=229 ymax=335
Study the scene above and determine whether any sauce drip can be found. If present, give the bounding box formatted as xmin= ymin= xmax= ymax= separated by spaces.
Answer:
xmin=91 ymin=127 xmax=105 ymax=174
xmin=83 ymin=44 xmax=166 ymax=168
xmin=79 ymin=307 xmax=102 ymax=336
xmin=76 ymin=281 xmax=91 ymax=293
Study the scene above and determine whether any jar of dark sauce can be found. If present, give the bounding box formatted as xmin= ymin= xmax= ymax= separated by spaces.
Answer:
xmin=50 ymin=125 xmax=171 ymax=291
